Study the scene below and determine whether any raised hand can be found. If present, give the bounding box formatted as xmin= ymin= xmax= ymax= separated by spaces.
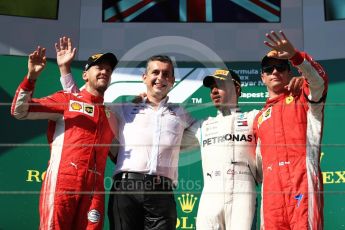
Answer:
xmin=55 ymin=36 xmax=76 ymax=76
xmin=264 ymin=30 xmax=296 ymax=59
xmin=27 ymin=46 xmax=46 ymax=80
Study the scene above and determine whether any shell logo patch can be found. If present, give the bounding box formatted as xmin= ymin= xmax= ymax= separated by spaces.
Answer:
xmin=70 ymin=102 xmax=82 ymax=111
xmin=69 ymin=100 xmax=95 ymax=117
xmin=286 ymin=95 xmax=294 ymax=104
xmin=87 ymin=209 xmax=101 ymax=223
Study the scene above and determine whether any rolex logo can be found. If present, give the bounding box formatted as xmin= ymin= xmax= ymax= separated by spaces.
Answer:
xmin=177 ymin=193 xmax=197 ymax=213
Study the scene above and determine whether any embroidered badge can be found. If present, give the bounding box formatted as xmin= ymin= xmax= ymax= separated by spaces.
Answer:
xmin=257 ymin=106 xmax=272 ymax=127
xmin=84 ymin=103 xmax=95 ymax=117
xmin=294 ymin=193 xmax=304 ymax=208
xmin=88 ymin=209 xmax=101 ymax=223
xmin=70 ymin=101 xmax=83 ymax=111
xmin=105 ymin=108 xmax=111 ymax=118
xmin=286 ymin=95 xmax=294 ymax=104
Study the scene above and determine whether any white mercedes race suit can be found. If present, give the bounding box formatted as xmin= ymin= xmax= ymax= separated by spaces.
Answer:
xmin=195 ymin=109 xmax=259 ymax=230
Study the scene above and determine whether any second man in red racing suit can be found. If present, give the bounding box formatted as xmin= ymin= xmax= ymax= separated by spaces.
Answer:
xmin=11 ymin=44 xmax=118 ymax=230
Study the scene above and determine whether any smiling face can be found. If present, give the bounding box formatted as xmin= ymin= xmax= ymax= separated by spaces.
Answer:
xmin=261 ymin=59 xmax=292 ymax=97
xmin=142 ymin=60 xmax=175 ymax=102
xmin=83 ymin=61 xmax=113 ymax=96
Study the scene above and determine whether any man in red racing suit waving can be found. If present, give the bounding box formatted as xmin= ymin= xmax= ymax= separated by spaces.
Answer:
xmin=11 ymin=39 xmax=118 ymax=230
xmin=254 ymin=30 xmax=328 ymax=230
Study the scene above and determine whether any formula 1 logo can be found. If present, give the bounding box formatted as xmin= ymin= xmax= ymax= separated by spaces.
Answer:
xmin=104 ymin=36 xmax=225 ymax=104
xmin=104 ymin=67 xmax=217 ymax=104
xmin=103 ymin=36 xmax=264 ymax=106
xmin=103 ymin=67 xmax=215 ymax=169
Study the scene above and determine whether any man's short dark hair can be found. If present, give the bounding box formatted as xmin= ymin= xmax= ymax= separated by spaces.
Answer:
xmin=146 ymin=55 xmax=174 ymax=76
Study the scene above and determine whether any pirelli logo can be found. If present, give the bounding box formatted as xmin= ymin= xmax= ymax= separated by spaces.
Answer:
xmin=214 ymin=69 xmax=229 ymax=76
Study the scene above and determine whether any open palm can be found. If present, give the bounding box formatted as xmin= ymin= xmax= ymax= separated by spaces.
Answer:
xmin=28 ymin=47 xmax=46 ymax=79
xmin=56 ymin=36 xmax=76 ymax=66
xmin=264 ymin=30 xmax=296 ymax=59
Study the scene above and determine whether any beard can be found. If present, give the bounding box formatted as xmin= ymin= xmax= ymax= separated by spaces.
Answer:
xmin=87 ymin=80 xmax=108 ymax=96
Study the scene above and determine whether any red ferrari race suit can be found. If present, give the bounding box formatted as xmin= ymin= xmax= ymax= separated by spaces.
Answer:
xmin=11 ymin=76 xmax=117 ymax=230
xmin=253 ymin=51 xmax=328 ymax=229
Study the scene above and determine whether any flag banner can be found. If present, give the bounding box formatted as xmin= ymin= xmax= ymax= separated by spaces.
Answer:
xmin=103 ymin=0 xmax=281 ymax=22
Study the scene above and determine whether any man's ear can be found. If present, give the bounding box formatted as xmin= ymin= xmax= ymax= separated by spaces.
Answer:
xmin=82 ymin=71 xmax=88 ymax=81
xmin=142 ymin=73 xmax=146 ymax=82
xmin=168 ymin=75 xmax=175 ymax=89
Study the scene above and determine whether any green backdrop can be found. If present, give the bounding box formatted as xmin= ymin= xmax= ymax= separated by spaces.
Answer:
xmin=1 ymin=55 xmax=344 ymax=229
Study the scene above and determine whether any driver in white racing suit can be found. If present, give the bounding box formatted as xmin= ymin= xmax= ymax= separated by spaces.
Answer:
xmin=193 ymin=69 xmax=260 ymax=230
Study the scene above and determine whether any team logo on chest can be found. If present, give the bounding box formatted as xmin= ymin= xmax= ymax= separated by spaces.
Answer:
xmin=69 ymin=100 xmax=95 ymax=117
xmin=105 ymin=108 xmax=111 ymax=118
xmin=257 ymin=106 xmax=272 ymax=127
xmin=130 ymin=104 xmax=145 ymax=114
xmin=286 ymin=95 xmax=294 ymax=104
xmin=236 ymin=113 xmax=248 ymax=127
